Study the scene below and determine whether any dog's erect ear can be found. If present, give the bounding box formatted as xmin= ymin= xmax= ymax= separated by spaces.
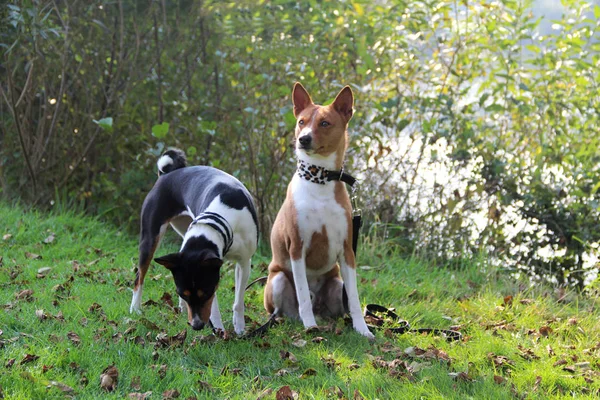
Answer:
xmin=154 ymin=253 xmax=181 ymax=270
xmin=332 ymin=86 xmax=354 ymax=121
xmin=292 ymin=82 xmax=313 ymax=117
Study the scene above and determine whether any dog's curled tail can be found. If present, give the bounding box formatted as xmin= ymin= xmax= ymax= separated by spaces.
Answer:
xmin=157 ymin=148 xmax=187 ymax=176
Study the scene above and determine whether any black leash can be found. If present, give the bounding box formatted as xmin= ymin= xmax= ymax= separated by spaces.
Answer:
xmin=238 ymin=170 xmax=461 ymax=342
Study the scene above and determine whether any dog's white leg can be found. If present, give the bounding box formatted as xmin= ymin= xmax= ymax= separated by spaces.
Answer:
xmin=178 ymin=296 xmax=188 ymax=314
xmin=130 ymin=286 xmax=143 ymax=314
xmin=233 ymin=259 xmax=251 ymax=335
xmin=291 ymin=258 xmax=318 ymax=329
xmin=210 ymin=293 xmax=225 ymax=331
xmin=340 ymin=259 xmax=374 ymax=339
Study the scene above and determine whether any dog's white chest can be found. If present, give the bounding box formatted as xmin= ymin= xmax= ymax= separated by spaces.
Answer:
xmin=291 ymin=176 xmax=347 ymax=269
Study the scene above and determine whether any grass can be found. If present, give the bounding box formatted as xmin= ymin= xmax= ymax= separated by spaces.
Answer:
xmin=0 ymin=202 xmax=599 ymax=399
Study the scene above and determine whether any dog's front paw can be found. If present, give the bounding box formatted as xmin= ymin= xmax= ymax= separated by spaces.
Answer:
xmin=360 ymin=329 xmax=375 ymax=341
xmin=129 ymin=303 xmax=142 ymax=314
xmin=233 ymin=314 xmax=245 ymax=336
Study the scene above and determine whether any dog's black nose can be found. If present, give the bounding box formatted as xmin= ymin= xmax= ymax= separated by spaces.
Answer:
xmin=189 ymin=316 xmax=205 ymax=330
xmin=298 ymin=135 xmax=312 ymax=147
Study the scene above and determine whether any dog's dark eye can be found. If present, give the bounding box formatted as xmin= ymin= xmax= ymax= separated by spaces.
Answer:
xmin=320 ymin=121 xmax=330 ymax=127
xmin=298 ymin=120 xmax=304 ymax=126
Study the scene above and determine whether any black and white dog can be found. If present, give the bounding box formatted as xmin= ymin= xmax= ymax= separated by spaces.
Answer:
xmin=130 ymin=149 xmax=258 ymax=335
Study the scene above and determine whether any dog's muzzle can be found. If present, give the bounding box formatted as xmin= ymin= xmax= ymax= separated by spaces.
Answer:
xmin=298 ymin=135 xmax=312 ymax=150
xmin=189 ymin=316 xmax=206 ymax=330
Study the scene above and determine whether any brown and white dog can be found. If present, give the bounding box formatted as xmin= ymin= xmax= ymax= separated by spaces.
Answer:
xmin=264 ymin=83 xmax=374 ymax=339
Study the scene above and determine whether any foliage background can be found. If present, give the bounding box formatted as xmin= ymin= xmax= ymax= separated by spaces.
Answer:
xmin=1 ymin=0 xmax=599 ymax=287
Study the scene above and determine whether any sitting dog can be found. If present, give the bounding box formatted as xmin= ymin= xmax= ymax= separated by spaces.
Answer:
xmin=264 ymin=83 xmax=374 ymax=339
xmin=130 ymin=149 xmax=258 ymax=334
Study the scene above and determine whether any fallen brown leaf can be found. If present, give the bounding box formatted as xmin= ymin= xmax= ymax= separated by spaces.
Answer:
xmin=162 ymin=389 xmax=180 ymax=399
xmin=503 ymin=295 xmax=513 ymax=306
xmin=15 ymin=289 xmax=33 ymax=301
xmin=300 ymin=368 xmax=317 ymax=378
xmin=533 ymin=376 xmax=542 ymax=392
xmin=275 ymin=385 xmax=297 ymax=400
xmin=494 ymin=375 xmax=505 ymax=384
xmin=130 ymin=376 xmax=142 ymax=391
xmin=291 ymin=338 xmax=307 ymax=348
xmin=311 ymin=336 xmax=327 ymax=343
xmin=47 ymin=381 xmax=74 ymax=393
xmin=67 ymin=331 xmax=81 ymax=345
xmin=20 ymin=354 xmax=39 ymax=365
xmin=160 ymin=292 xmax=174 ymax=307
xmin=43 ymin=233 xmax=56 ymax=244
xmin=539 ymin=326 xmax=553 ymax=337
xmin=25 ymin=252 xmax=42 ymax=260
xmin=517 ymin=345 xmax=539 ymax=361
xmin=128 ymin=392 xmax=152 ymax=400
xmin=563 ymin=365 xmax=576 ymax=373
xmin=100 ymin=365 xmax=119 ymax=392
xmin=553 ymin=359 xmax=568 ymax=367
xmin=519 ymin=299 xmax=534 ymax=305
xmin=449 ymin=371 xmax=474 ymax=382
xmin=36 ymin=309 xmax=48 ymax=321
xmin=353 ymin=389 xmax=366 ymax=400
xmin=279 ymin=350 xmax=298 ymax=364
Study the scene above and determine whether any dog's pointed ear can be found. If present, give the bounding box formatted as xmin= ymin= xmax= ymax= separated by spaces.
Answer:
xmin=154 ymin=253 xmax=181 ymax=270
xmin=332 ymin=86 xmax=354 ymax=121
xmin=292 ymin=82 xmax=313 ymax=117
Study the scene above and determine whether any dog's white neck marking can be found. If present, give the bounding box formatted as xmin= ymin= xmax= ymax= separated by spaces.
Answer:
xmin=296 ymin=149 xmax=338 ymax=171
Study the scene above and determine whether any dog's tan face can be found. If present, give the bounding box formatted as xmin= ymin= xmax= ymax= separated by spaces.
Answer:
xmin=292 ymin=83 xmax=353 ymax=158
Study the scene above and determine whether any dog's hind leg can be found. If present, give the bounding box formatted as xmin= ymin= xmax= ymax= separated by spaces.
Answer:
xmin=130 ymin=221 xmax=168 ymax=314
xmin=315 ymin=272 xmax=346 ymax=319
xmin=233 ymin=258 xmax=251 ymax=335
xmin=264 ymin=270 xmax=299 ymax=320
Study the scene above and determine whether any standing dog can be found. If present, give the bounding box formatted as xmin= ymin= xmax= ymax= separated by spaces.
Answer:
xmin=264 ymin=83 xmax=374 ymax=339
xmin=130 ymin=149 xmax=258 ymax=335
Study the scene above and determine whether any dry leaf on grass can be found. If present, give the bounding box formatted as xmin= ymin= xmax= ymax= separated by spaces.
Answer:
xmin=553 ymin=359 xmax=568 ymax=367
xmin=15 ymin=289 xmax=34 ymax=301
xmin=292 ymin=338 xmax=307 ymax=348
xmin=43 ymin=233 xmax=56 ymax=244
xmin=162 ymin=389 xmax=180 ymax=399
xmin=539 ymin=326 xmax=553 ymax=337
xmin=449 ymin=371 xmax=474 ymax=382
xmin=67 ymin=331 xmax=81 ymax=346
xmin=128 ymin=392 xmax=152 ymax=399
xmin=275 ymin=385 xmax=297 ymax=400
xmin=493 ymin=375 xmax=505 ymax=384
xmin=47 ymin=381 xmax=74 ymax=393
xmin=130 ymin=376 xmax=141 ymax=390
xmin=3 ymin=234 xmax=12 ymax=241
xmin=24 ymin=252 xmax=42 ymax=260
xmin=100 ymin=365 xmax=119 ymax=392
xmin=299 ymin=368 xmax=317 ymax=378
xmin=20 ymin=354 xmax=39 ymax=365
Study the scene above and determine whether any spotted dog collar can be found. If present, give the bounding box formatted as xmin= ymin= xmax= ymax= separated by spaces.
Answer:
xmin=296 ymin=159 xmax=358 ymax=187
xmin=297 ymin=159 xmax=330 ymax=184
xmin=191 ymin=212 xmax=233 ymax=255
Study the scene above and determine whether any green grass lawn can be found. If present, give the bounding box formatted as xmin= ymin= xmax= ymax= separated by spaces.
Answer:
xmin=1 ymin=202 xmax=599 ymax=399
